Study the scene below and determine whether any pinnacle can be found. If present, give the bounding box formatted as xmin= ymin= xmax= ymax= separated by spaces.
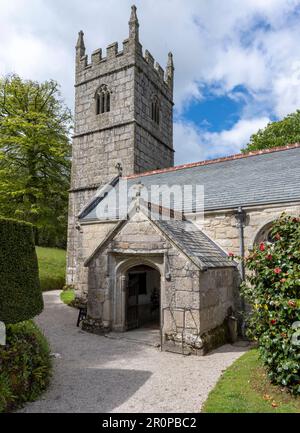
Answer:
xmin=129 ymin=5 xmax=139 ymax=41
xmin=76 ymin=30 xmax=85 ymax=51
xmin=130 ymin=5 xmax=138 ymax=22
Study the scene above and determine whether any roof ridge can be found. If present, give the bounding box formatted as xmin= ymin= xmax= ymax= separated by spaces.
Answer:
xmin=124 ymin=143 xmax=300 ymax=180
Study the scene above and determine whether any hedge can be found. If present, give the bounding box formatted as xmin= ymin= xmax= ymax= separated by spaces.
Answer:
xmin=0 ymin=218 xmax=43 ymax=324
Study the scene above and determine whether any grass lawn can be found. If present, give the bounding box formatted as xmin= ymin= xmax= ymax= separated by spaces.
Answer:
xmin=202 ymin=349 xmax=300 ymax=413
xmin=36 ymin=246 xmax=66 ymax=291
xmin=60 ymin=289 xmax=75 ymax=306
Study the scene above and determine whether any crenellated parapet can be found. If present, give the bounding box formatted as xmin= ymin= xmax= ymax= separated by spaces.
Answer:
xmin=142 ymin=49 xmax=174 ymax=93
xmin=75 ymin=5 xmax=174 ymax=94
xmin=76 ymin=38 xmax=134 ymax=71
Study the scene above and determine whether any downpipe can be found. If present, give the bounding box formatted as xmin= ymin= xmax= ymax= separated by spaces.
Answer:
xmin=234 ymin=206 xmax=247 ymax=338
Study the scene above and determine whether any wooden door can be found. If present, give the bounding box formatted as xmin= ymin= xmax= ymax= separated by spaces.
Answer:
xmin=126 ymin=272 xmax=147 ymax=330
xmin=126 ymin=273 xmax=139 ymax=330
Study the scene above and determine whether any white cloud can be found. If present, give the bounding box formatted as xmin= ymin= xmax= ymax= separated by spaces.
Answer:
xmin=174 ymin=116 xmax=270 ymax=164
xmin=0 ymin=0 xmax=299 ymax=161
xmin=273 ymin=60 xmax=300 ymax=117
xmin=1 ymin=34 xmax=71 ymax=81
xmin=207 ymin=45 xmax=269 ymax=92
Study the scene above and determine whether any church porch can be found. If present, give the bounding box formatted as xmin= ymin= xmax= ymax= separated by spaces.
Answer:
xmin=81 ymin=207 xmax=240 ymax=354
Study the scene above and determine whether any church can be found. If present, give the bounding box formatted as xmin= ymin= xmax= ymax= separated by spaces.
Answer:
xmin=66 ymin=5 xmax=300 ymax=354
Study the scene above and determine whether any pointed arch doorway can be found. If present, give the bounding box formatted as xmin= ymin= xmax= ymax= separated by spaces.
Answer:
xmin=125 ymin=264 xmax=161 ymax=331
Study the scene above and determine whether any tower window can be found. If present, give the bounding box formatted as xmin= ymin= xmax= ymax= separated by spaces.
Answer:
xmin=151 ymin=97 xmax=160 ymax=125
xmin=95 ymin=85 xmax=111 ymax=115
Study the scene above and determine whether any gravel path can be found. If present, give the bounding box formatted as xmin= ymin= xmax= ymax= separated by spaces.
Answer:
xmin=20 ymin=291 xmax=247 ymax=413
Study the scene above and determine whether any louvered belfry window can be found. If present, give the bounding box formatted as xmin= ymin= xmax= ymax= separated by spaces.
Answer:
xmin=151 ymin=96 xmax=160 ymax=125
xmin=96 ymin=85 xmax=111 ymax=115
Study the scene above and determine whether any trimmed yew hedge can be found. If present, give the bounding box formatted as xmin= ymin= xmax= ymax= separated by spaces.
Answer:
xmin=0 ymin=218 xmax=43 ymax=324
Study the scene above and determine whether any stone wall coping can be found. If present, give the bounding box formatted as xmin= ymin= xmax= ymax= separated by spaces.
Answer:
xmin=109 ymin=249 xmax=167 ymax=255
xmin=80 ymin=219 xmax=119 ymax=226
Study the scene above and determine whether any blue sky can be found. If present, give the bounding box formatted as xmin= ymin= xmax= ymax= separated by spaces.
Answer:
xmin=182 ymin=86 xmax=246 ymax=133
xmin=1 ymin=0 xmax=300 ymax=164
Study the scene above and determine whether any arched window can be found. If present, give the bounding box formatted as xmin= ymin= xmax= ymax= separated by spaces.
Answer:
xmin=95 ymin=85 xmax=111 ymax=115
xmin=151 ymin=96 xmax=160 ymax=125
xmin=254 ymin=221 xmax=276 ymax=245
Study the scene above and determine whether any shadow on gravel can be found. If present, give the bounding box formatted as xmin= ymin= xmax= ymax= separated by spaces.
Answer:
xmin=41 ymin=368 xmax=152 ymax=413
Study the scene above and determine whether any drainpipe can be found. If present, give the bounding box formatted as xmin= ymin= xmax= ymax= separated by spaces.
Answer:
xmin=235 ymin=206 xmax=246 ymax=281
xmin=234 ymin=206 xmax=247 ymax=338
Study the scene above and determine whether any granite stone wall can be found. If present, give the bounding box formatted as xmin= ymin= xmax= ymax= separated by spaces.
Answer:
xmin=67 ymin=22 xmax=174 ymax=287
xmin=196 ymin=203 xmax=300 ymax=255
xmin=199 ymin=267 xmax=238 ymax=333
xmin=82 ymin=211 xmax=238 ymax=354
xmin=73 ymin=28 xmax=174 ymax=190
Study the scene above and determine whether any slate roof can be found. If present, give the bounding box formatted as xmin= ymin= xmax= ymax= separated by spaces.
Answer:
xmin=153 ymin=219 xmax=235 ymax=269
xmin=84 ymin=204 xmax=235 ymax=269
xmin=80 ymin=146 xmax=300 ymax=221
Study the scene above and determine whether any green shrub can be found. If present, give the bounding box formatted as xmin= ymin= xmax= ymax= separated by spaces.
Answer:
xmin=0 ymin=218 xmax=43 ymax=324
xmin=60 ymin=288 xmax=75 ymax=306
xmin=241 ymin=214 xmax=300 ymax=395
xmin=0 ymin=321 xmax=51 ymax=412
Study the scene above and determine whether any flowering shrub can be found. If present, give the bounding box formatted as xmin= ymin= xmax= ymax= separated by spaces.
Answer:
xmin=240 ymin=214 xmax=300 ymax=394
xmin=0 ymin=321 xmax=51 ymax=412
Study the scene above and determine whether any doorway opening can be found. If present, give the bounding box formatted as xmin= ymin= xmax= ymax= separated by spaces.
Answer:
xmin=126 ymin=264 xmax=160 ymax=331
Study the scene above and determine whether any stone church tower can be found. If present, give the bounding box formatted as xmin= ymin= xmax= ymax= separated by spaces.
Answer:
xmin=67 ymin=5 xmax=175 ymax=285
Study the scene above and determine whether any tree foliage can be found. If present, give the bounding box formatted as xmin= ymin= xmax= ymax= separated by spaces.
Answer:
xmin=240 ymin=214 xmax=300 ymax=394
xmin=0 ymin=75 xmax=72 ymax=246
xmin=243 ymin=110 xmax=300 ymax=153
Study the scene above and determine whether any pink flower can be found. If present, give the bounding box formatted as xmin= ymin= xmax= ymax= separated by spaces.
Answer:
xmin=274 ymin=267 xmax=282 ymax=274
xmin=266 ymin=254 xmax=273 ymax=260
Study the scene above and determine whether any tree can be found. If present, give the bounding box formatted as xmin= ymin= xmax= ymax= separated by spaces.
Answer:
xmin=243 ymin=110 xmax=300 ymax=153
xmin=240 ymin=214 xmax=300 ymax=394
xmin=0 ymin=75 xmax=72 ymax=246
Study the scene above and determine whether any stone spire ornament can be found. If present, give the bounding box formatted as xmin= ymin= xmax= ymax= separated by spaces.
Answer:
xmin=166 ymin=52 xmax=174 ymax=90
xmin=115 ymin=162 xmax=123 ymax=177
xmin=76 ymin=30 xmax=86 ymax=58
xmin=129 ymin=5 xmax=139 ymax=42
